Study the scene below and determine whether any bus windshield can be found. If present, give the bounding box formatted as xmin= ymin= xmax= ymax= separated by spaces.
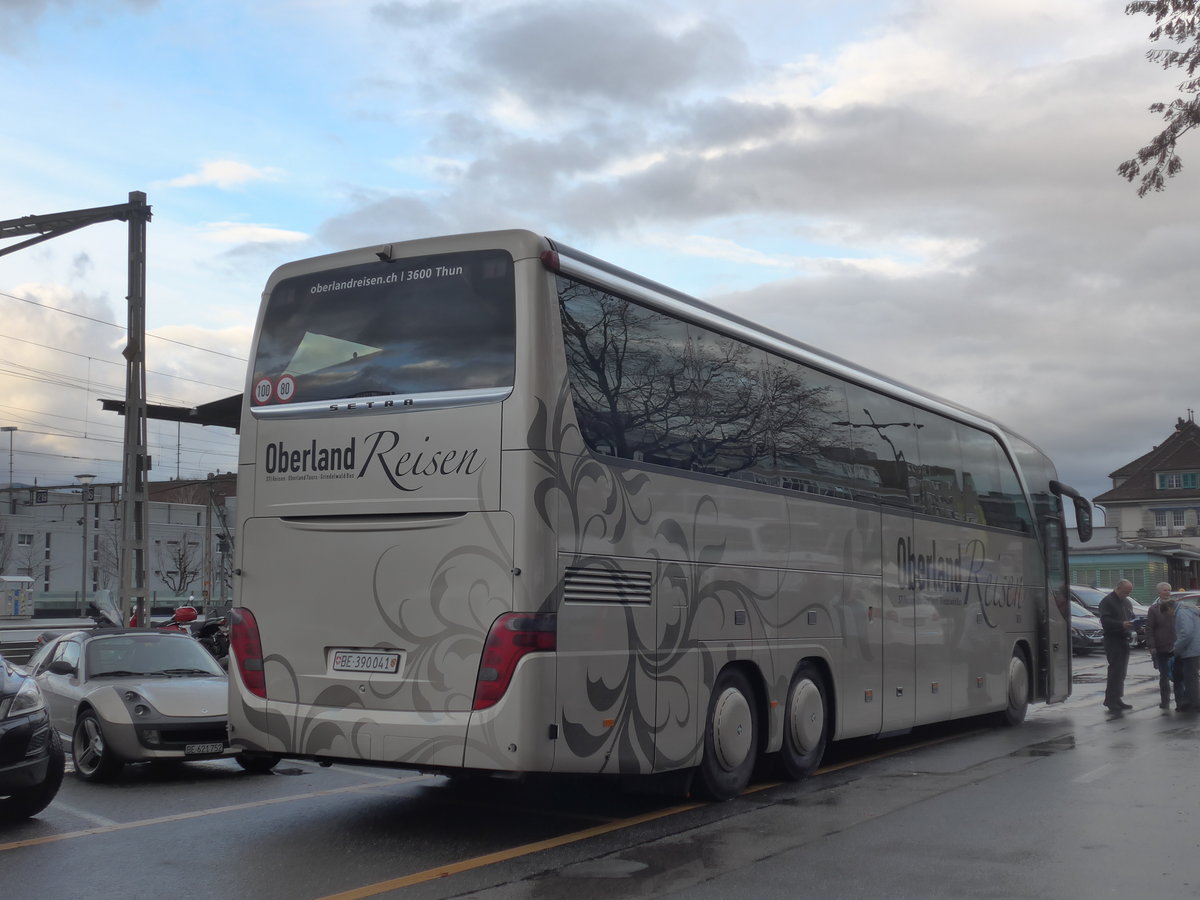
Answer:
xmin=250 ymin=249 xmax=515 ymax=408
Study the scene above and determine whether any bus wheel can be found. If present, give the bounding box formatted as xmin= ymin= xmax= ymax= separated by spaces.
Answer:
xmin=996 ymin=649 xmax=1030 ymax=727
xmin=696 ymin=667 xmax=759 ymax=801
xmin=779 ymin=662 xmax=828 ymax=780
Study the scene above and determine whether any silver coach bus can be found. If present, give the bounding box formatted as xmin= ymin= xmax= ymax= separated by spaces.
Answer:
xmin=227 ymin=230 xmax=1092 ymax=800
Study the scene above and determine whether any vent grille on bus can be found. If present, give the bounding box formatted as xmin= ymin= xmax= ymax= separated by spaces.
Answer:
xmin=563 ymin=567 xmax=653 ymax=604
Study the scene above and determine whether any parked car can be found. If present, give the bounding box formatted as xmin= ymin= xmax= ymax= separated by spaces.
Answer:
xmin=0 ymin=653 xmax=65 ymax=821
xmin=1171 ymin=591 xmax=1200 ymax=609
xmin=1069 ymin=601 xmax=1105 ymax=655
xmin=24 ymin=629 xmax=278 ymax=782
xmin=1069 ymin=585 xmax=1148 ymax=646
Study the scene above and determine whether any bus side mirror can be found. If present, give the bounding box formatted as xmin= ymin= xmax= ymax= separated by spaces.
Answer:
xmin=1050 ymin=480 xmax=1092 ymax=543
xmin=1074 ymin=497 xmax=1093 ymax=543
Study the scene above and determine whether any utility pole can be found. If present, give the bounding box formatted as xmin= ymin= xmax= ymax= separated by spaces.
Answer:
xmin=0 ymin=192 xmax=153 ymax=626
xmin=204 ymin=474 xmax=214 ymax=613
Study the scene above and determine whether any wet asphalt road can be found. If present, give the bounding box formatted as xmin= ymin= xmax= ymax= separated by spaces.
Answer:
xmin=2 ymin=651 xmax=1196 ymax=900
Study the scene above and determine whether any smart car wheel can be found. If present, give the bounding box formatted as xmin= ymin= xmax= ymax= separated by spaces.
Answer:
xmin=72 ymin=711 xmax=123 ymax=782
xmin=236 ymin=752 xmax=282 ymax=774
xmin=0 ymin=730 xmax=65 ymax=822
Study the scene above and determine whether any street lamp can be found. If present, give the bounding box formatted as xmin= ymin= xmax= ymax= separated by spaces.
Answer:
xmin=1 ymin=426 xmax=15 ymax=513
xmin=76 ymin=473 xmax=96 ymax=614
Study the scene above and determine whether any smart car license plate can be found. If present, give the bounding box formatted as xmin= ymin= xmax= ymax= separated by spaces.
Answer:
xmin=331 ymin=649 xmax=402 ymax=674
xmin=185 ymin=742 xmax=224 ymax=755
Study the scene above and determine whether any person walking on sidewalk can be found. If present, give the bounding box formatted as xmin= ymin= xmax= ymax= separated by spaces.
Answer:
xmin=1099 ymin=580 xmax=1135 ymax=714
xmin=1146 ymin=582 xmax=1181 ymax=710
xmin=1173 ymin=599 xmax=1200 ymax=712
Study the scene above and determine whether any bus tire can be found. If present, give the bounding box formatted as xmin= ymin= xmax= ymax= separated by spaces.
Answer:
xmin=779 ymin=661 xmax=828 ymax=780
xmin=996 ymin=648 xmax=1030 ymax=727
xmin=696 ymin=667 xmax=759 ymax=801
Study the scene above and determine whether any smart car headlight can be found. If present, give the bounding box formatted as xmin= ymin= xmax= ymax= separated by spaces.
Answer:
xmin=120 ymin=690 xmax=156 ymax=718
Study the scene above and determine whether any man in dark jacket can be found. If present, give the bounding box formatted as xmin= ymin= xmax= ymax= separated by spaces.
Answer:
xmin=1146 ymin=582 xmax=1180 ymax=710
xmin=1098 ymin=580 xmax=1135 ymax=714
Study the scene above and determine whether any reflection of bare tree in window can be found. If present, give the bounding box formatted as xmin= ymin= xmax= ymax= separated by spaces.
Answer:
xmin=560 ymin=281 xmax=835 ymax=478
xmin=560 ymin=284 xmax=679 ymax=460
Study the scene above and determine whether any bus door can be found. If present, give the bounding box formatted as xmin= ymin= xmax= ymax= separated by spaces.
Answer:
xmin=846 ymin=390 xmax=921 ymax=734
xmin=1041 ymin=483 xmax=1089 ymax=702
xmin=882 ymin=510 xmax=917 ymax=732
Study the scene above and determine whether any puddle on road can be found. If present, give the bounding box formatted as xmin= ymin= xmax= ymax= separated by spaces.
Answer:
xmin=558 ymin=859 xmax=650 ymax=879
xmin=1008 ymin=735 xmax=1077 ymax=757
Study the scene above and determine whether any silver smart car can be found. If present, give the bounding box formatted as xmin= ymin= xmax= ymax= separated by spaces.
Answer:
xmin=25 ymin=628 xmax=275 ymax=781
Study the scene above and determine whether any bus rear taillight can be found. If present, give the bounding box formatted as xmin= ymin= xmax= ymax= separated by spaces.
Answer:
xmin=230 ymin=607 xmax=267 ymax=699
xmin=472 ymin=612 xmax=556 ymax=711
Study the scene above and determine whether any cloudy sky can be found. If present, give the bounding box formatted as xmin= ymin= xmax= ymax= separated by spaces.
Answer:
xmin=0 ymin=0 xmax=1196 ymax=518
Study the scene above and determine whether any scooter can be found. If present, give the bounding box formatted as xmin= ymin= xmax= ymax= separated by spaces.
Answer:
xmin=127 ymin=605 xmax=197 ymax=630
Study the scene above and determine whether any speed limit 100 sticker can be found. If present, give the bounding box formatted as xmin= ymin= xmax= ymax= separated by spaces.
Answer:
xmin=275 ymin=374 xmax=296 ymax=402
xmin=253 ymin=377 xmax=274 ymax=405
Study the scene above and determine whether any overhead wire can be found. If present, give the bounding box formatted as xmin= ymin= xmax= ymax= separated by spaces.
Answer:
xmin=0 ymin=288 xmax=248 ymax=362
xmin=0 ymin=287 xmax=245 ymax=485
xmin=0 ymin=332 xmax=242 ymax=393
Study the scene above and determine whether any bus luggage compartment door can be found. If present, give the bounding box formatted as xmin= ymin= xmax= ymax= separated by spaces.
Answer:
xmin=553 ymin=559 xmax=689 ymax=775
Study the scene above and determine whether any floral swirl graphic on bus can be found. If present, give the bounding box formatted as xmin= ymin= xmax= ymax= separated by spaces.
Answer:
xmin=529 ymin=383 xmax=775 ymax=775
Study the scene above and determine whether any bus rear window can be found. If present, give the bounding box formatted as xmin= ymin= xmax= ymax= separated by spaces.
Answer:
xmin=251 ymin=249 xmax=515 ymax=407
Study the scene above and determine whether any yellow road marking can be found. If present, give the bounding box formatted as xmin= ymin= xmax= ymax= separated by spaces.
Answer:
xmin=315 ymin=802 xmax=705 ymax=900
xmin=312 ymin=734 xmax=983 ymax=900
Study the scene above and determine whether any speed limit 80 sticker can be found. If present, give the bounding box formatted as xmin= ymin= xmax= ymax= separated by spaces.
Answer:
xmin=275 ymin=375 xmax=295 ymax=402
xmin=253 ymin=375 xmax=297 ymax=404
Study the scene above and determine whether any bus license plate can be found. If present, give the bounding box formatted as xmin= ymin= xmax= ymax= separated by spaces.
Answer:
xmin=331 ymin=650 xmax=402 ymax=674
xmin=185 ymin=742 xmax=225 ymax=755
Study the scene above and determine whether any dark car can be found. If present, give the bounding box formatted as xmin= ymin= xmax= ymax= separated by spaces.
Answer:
xmin=1069 ymin=601 xmax=1105 ymax=655
xmin=1070 ymin=585 xmax=1148 ymax=647
xmin=0 ymin=653 xmax=65 ymax=822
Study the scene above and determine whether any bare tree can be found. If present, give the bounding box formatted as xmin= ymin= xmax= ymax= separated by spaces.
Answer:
xmin=95 ymin=518 xmax=122 ymax=590
xmin=153 ymin=531 xmax=203 ymax=596
xmin=1120 ymin=1 xmax=1200 ymax=195
xmin=9 ymin=530 xmax=51 ymax=581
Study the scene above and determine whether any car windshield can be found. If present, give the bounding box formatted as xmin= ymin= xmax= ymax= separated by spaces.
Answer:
xmin=85 ymin=634 xmax=224 ymax=678
xmin=1070 ymin=601 xmax=1098 ymax=620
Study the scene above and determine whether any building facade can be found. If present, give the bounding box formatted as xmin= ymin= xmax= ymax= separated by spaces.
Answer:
xmin=1070 ymin=415 xmax=1200 ymax=593
xmin=1094 ymin=415 xmax=1200 ymax=544
xmin=0 ymin=474 xmax=236 ymax=616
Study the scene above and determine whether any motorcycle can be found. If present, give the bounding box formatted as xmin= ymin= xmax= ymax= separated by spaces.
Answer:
xmin=129 ymin=604 xmax=228 ymax=665
xmin=189 ymin=611 xmax=230 ymax=669
xmin=35 ymin=589 xmax=124 ymax=646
